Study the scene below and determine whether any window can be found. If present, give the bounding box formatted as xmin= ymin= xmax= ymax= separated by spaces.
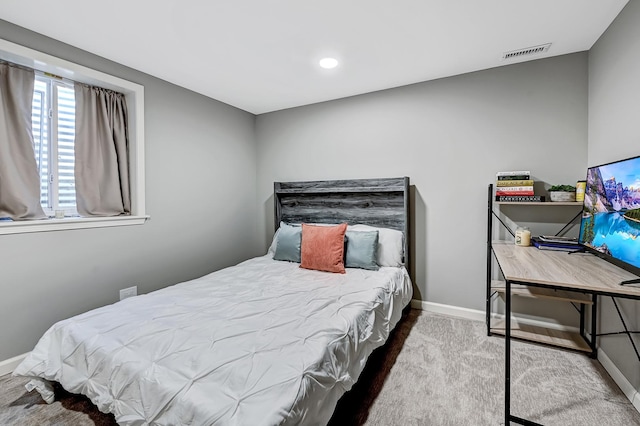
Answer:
xmin=32 ymin=74 xmax=78 ymax=217
xmin=0 ymin=39 xmax=147 ymax=235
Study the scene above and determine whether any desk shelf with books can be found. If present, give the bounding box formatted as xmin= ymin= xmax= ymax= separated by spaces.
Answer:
xmin=489 ymin=172 xmax=640 ymax=426
xmin=486 ymin=183 xmax=592 ymax=355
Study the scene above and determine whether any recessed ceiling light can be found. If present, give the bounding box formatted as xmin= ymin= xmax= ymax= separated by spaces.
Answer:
xmin=319 ymin=58 xmax=339 ymax=69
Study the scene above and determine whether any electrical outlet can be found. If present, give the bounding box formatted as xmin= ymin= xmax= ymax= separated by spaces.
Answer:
xmin=119 ymin=285 xmax=137 ymax=301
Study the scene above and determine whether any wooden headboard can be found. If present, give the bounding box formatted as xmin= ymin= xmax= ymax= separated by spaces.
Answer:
xmin=274 ymin=177 xmax=410 ymax=270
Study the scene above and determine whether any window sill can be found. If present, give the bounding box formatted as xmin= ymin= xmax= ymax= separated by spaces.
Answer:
xmin=0 ymin=215 xmax=150 ymax=235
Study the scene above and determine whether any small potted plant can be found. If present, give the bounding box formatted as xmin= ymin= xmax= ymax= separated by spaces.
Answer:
xmin=548 ymin=184 xmax=577 ymax=202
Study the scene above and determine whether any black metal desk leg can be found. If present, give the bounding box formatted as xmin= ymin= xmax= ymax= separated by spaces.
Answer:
xmin=591 ymin=295 xmax=598 ymax=358
xmin=487 ymin=184 xmax=493 ymax=336
xmin=505 ymin=279 xmax=511 ymax=424
xmin=504 ymin=282 xmax=543 ymax=426
xmin=579 ymin=303 xmax=585 ymax=338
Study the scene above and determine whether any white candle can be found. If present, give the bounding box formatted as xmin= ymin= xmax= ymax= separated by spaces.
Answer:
xmin=515 ymin=227 xmax=531 ymax=246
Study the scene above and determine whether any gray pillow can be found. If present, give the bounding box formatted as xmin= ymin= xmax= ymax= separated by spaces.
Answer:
xmin=273 ymin=223 xmax=302 ymax=262
xmin=345 ymin=230 xmax=380 ymax=270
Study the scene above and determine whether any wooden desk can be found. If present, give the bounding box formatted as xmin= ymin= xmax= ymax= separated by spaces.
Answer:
xmin=491 ymin=241 xmax=640 ymax=426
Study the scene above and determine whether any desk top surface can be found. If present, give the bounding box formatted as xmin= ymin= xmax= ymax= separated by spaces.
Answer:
xmin=492 ymin=241 xmax=640 ymax=298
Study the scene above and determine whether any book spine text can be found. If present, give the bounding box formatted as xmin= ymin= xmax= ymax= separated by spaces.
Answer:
xmin=495 ymin=191 xmax=535 ymax=196
xmin=496 ymin=175 xmax=531 ymax=181
xmin=496 ymin=170 xmax=531 ymax=176
xmin=494 ymin=186 xmax=534 ymax=192
xmin=495 ymin=180 xmax=534 ymax=187
xmin=495 ymin=195 xmax=545 ymax=202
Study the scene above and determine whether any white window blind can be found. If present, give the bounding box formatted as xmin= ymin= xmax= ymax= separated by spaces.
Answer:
xmin=32 ymin=79 xmax=48 ymax=207
xmin=32 ymin=75 xmax=77 ymax=216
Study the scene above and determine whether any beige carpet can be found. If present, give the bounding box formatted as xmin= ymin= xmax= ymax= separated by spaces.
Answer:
xmin=2 ymin=310 xmax=639 ymax=425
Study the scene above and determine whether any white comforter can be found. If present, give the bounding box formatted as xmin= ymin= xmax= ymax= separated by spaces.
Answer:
xmin=14 ymin=255 xmax=412 ymax=425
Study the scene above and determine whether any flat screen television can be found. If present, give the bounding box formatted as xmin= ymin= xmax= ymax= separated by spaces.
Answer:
xmin=579 ymin=155 xmax=640 ymax=284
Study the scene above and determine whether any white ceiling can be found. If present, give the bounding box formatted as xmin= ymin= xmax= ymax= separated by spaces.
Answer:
xmin=0 ymin=0 xmax=629 ymax=114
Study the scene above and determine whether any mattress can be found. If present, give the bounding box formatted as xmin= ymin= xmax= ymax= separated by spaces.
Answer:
xmin=14 ymin=255 xmax=412 ymax=425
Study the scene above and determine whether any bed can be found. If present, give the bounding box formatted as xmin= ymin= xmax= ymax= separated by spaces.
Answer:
xmin=13 ymin=177 xmax=413 ymax=425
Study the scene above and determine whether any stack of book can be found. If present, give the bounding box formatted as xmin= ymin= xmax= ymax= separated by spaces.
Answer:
xmin=495 ymin=171 xmax=545 ymax=202
xmin=531 ymin=236 xmax=582 ymax=252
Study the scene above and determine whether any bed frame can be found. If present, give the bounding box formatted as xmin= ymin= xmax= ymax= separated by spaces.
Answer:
xmin=274 ymin=177 xmax=410 ymax=272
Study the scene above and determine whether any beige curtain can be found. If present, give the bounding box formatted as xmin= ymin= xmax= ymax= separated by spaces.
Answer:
xmin=74 ymin=84 xmax=131 ymax=216
xmin=0 ymin=63 xmax=46 ymax=220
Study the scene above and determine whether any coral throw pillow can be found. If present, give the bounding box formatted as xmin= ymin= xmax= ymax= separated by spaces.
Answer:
xmin=300 ymin=223 xmax=348 ymax=273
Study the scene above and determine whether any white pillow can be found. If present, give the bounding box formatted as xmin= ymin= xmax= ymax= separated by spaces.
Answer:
xmin=348 ymin=224 xmax=404 ymax=267
xmin=267 ymin=227 xmax=281 ymax=255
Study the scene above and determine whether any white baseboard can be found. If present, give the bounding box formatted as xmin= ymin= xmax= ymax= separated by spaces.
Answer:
xmin=598 ymin=349 xmax=640 ymax=413
xmin=410 ymin=299 xmax=579 ymax=332
xmin=0 ymin=352 xmax=28 ymax=376
xmin=411 ymin=299 xmax=639 ymax=414
xmin=410 ymin=299 xmax=486 ymax=322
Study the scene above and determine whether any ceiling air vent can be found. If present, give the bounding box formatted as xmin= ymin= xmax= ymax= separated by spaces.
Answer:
xmin=502 ymin=43 xmax=551 ymax=60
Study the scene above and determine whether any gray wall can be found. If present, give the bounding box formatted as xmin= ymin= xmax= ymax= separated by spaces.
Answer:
xmin=256 ymin=53 xmax=588 ymax=311
xmin=589 ymin=1 xmax=640 ymax=392
xmin=0 ymin=20 xmax=261 ymax=361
